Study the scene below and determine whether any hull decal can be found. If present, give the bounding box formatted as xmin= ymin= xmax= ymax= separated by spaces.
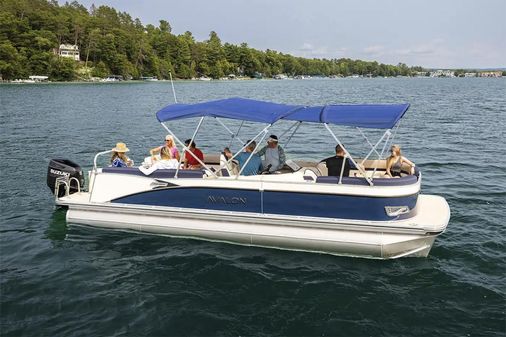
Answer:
xmin=112 ymin=187 xmax=418 ymax=221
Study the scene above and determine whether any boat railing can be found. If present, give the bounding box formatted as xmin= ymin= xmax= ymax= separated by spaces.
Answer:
xmin=93 ymin=150 xmax=112 ymax=170
xmin=88 ymin=149 xmax=113 ymax=201
xmin=54 ymin=176 xmax=81 ymax=200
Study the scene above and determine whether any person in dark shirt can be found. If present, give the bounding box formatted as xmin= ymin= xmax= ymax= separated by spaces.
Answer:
xmin=322 ymin=144 xmax=354 ymax=177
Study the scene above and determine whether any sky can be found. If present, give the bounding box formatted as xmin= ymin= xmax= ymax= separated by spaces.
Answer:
xmin=68 ymin=0 xmax=505 ymax=69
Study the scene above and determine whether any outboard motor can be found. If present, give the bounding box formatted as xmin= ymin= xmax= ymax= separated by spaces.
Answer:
xmin=47 ymin=159 xmax=85 ymax=197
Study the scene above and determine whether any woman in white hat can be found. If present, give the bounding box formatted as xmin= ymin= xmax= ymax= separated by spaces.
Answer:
xmin=110 ymin=142 xmax=134 ymax=167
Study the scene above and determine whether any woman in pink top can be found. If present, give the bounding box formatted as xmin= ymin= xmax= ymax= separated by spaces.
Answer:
xmin=149 ymin=135 xmax=180 ymax=162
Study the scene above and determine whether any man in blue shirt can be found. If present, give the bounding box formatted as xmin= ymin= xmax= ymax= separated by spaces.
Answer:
xmin=236 ymin=140 xmax=262 ymax=176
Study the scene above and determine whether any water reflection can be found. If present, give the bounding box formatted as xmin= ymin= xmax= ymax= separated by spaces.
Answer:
xmin=46 ymin=208 xmax=68 ymax=241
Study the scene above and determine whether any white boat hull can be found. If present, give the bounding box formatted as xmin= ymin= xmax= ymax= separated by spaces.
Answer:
xmin=62 ymin=194 xmax=449 ymax=259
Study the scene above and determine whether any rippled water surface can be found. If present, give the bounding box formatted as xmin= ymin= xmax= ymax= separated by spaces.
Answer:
xmin=1 ymin=78 xmax=505 ymax=336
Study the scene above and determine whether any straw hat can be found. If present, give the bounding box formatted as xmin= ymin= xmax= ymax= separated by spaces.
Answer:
xmin=112 ymin=142 xmax=129 ymax=152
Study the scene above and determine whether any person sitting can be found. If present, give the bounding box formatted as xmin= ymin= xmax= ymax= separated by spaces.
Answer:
xmin=149 ymin=135 xmax=180 ymax=162
xmin=140 ymin=135 xmax=180 ymax=174
xmin=139 ymin=140 xmax=180 ymax=175
xmin=183 ymin=139 xmax=204 ymax=170
xmin=385 ymin=144 xmax=415 ymax=178
xmin=256 ymin=135 xmax=286 ymax=172
xmin=322 ymin=144 xmax=354 ymax=178
xmin=220 ymin=147 xmax=238 ymax=175
xmin=236 ymin=140 xmax=262 ymax=176
xmin=223 ymin=147 xmax=233 ymax=161
xmin=110 ymin=142 xmax=133 ymax=167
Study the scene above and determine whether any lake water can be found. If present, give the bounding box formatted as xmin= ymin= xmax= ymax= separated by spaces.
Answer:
xmin=0 ymin=78 xmax=505 ymax=336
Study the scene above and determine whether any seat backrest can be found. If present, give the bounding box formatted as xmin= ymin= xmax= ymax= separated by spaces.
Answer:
xmin=218 ymin=154 xmax=239 ymax=176
xmin=361 ymin=158 xmax=413 ymax=174
xmin=102 ymin=167 xmax=203 ymax=178
xmin=401 ymin=162 xmax=413 ymax=173
xmin=303 ymin=168 xmax=318 ymax=181
xmin=204 ymin=153 xmax=221 ymax=165
xmin=361 ymin=159 xmax=387 ymax=170
xmin=316 ymin=162 xmax=328 ymax=176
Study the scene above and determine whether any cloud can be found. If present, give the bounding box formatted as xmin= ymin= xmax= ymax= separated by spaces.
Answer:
xmin=363 ymin=40 xmax=443 ymax=59
xmin=286 ymin=38 xmax=504 ymax=68
xmin=363 ymin=45 xmax=385 ymax=57
xmin=357 ymin=39 xmax=454 ymax=65
xmin=395 ymin=39 xmax=445 ymax=56
xmin=396 ymin=46 xmax=434 ymax=56
xmin=299 ymin=42 xmax=315 ymax=51
xmin=291 ymin=43 xmax=348 ymax=59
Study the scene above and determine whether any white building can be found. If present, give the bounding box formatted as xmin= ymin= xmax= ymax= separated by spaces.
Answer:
xmin=273 ymin=74 xmax=289 ymax=80
xmin=57 ymin=44 xmax=80 ymax=61
xmin=479 ymin=71 xmax=502 ymax=78
xmin=430 ymin=70 xmax=455 ymax=78
xmin=29 ymin=76 xmax=48 ymax=82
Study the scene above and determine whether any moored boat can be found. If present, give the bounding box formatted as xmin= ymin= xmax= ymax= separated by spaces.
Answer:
xmin=47 ymin=97 xmax=450 ymax=259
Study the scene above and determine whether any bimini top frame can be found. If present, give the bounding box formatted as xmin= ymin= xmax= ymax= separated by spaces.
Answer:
xmin=155 ymin=97 xmax=410 ymax=185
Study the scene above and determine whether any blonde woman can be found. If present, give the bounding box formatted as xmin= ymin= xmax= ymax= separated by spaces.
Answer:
xmin=150 ymin=135 xmax=180 ymax=162
xmin=110 ymin=142 xmax=133 ymax=167
xmin=385 ymin=145 xmax=415 ymax=178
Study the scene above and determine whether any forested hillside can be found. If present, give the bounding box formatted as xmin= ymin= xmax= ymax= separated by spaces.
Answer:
xmin=0 ymin=0 xmax=424 ymax=81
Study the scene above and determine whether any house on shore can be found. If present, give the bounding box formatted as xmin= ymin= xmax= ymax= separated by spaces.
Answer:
xmin=430 ymin=70 xmax=455 ymax=78
xmin=54 ymin=44 xmax=80 ymax=61
xmin=479 ymin=71 xmax=502 ymax=78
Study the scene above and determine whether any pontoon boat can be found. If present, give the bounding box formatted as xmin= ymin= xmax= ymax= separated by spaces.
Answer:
xmin=47 ymin=98 xmax=450 ymax=259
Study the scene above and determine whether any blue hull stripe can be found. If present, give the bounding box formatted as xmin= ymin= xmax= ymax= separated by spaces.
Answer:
xmin=263 ymin=191 xmax=417 ymax=221
xmin=112 ymin=187 xmax=418 ymax=221
xmin=115 ymin=188 xmax=262 ymax=213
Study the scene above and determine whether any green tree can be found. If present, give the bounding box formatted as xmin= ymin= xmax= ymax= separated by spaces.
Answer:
xmin=0 ymin=41 xmax=23 ymax=79
xmin=91 ymin=60 xmax=108 ymax=77
xmin=0 ymin=0 xmax=426 ymax=81
xmin=173 ymin=33 xmax=193 ymax=78
xmin=454 ymin=69 xmax=465 ymax=77
xmin=237 ymin=43 xmax=260 ymax=76
xmin=206 ymin=31 xmax=225 ymax=78
xmin=50 ymin=56 xmax=76 ymax=80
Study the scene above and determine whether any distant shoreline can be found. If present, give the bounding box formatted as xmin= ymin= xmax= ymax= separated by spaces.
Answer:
xmin=1 ymin=76 xmax=504 ymax=85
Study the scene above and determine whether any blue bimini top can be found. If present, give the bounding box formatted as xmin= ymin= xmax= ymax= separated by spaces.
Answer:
xmin=284 ymin=103 xmax=410 ymax=129
xmin=156 ymin=97 xmax=410 ymax=129
xmin=156 ymin=97 xmax=302 ymax=124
